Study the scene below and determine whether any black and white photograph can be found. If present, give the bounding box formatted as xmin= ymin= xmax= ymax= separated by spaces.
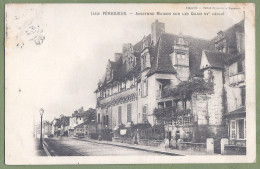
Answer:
xmin=4 ymin=3 xmax=255 ymax=164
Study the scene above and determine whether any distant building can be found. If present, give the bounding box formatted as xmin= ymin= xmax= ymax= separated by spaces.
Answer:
xmin=68 ymin=107 xmax=87 ymax=137
xmin=51 ymin=115 xmax=70 ymax=136
xmin=74 ymin=122 xmax=87 ymax=138
xmin=43 ymin=121 xmax=52 ymax=136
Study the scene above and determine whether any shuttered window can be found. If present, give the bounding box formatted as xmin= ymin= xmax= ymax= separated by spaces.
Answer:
xmin=97 ymin=113 xmax=100 ymax=123
xmin=142 ymin=105 xmax=148 ymax=122
xmin=230 ymin=120 xmax=236 ymax=139
xmin=105 ymin=115 xmax=109 ymax=126
xmin=103 ymin=116 xmax=105 ymax=125
xmin=118 ymin=106 xmax=122 ymax=124
xmin=127 ymin=104 xmax=132 ymax=122
xmin=241 ymin=87 xmax=246 ymax=106
xmin=238 ymin=119 xmax=245 ymax=139
xmin=142 ymin=80 xmax=148 ymax=97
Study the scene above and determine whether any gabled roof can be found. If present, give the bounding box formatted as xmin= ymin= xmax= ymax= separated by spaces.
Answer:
xmin=96 ymin=19 xmax=244 ymax=91
xmin=147 ymin=34 xmax=177 ymax=76
xmin=133 ymin=34 xmax=151 ymax=51
xmin=224 ymin=53 xmax=245 ymax=65
xmin=223 ymin=106 xmax=246 ymax=118
xmin=210 ymin=19 xmax=244 ymax=54
xmin=223 ymin=19 xmax=244 ymax=49
xmin=147 ymin=33 xmax=212 ymax=77
xmin=202 ymin=51 xmax=233 ymax=69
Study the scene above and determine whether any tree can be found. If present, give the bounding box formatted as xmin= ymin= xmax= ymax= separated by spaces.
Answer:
xmin=83 ymin=108 xmax=97 ymax=124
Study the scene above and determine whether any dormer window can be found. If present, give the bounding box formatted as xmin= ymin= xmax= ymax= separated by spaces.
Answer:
xmin=142 ymin=79 xmax=148 ymax=97
xmin=179 ymin=37 xmax=184 ymax=44
xmin=142 ymin=55 xmax=146 ymax=69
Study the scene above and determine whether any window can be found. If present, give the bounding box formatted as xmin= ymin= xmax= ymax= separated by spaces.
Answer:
xmin=97 ymin=113 xmax=100 ymax=123
xmin=237 ymin=119 xmax=245 ymax=139
xmin=142 ymin=55 xmax=146 ymax=69
xmin=230 ymin=119 xmax=246 ymax=140
xmin=103 ymin=115 xmax=109 ymax=126
xmin=230 ymin=120 xmax=236 ymax=140
xmin=103 ymin=116 xmax=106 ymax=125
xmin=127 ymin=104 xmax=132 ymax=122
xmin=179 ymin=37 xmax=184 ymax=44
xmin=142 ymin=80 xmax=148 ymax=97
xmin=142 ymin=105 xmax=148 ymax=122
xmin=165 ymin=101 xmax=172 ymax=107
xmin=229 ymin=63 xmax=237 ymax=76
xmin=237 ymin=60 xmax=243 ymax=73
xmin=241 ymin=87 xmax=246 ymax=106
xmin=105 ymin=115 xmax=109 ymax=126
xmin=118 ymin=106 xmax=122 ymax=124
xmin=236 ymin=32 xmax=244 ymax=53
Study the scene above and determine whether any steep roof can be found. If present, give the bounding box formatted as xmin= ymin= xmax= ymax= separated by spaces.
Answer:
xmin=224 ymin=19 xmax=244 ymax=49
xmin=147 ymin=34 xmax=177 ymax=76
xmin=96 ymin=20 xmax=244 ymax=91
xmin=147 ymin=33 xmax=211 ymax=77
xmin=203 ymin=51 xmax=233 ymax=69
xmin=223 ymin=106 xmax=246 ymax=118
xmin=97 ymin=32 xmax=212 ymax=88
xmin=210 ymin=20 xmax=244 ymax=54
xmin=133 ymin=34 xmax=151 ymax=51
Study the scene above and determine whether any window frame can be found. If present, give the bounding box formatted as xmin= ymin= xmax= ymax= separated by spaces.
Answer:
xmin=236 ymin=118 xmax=246 ymax=140
xmin=230 ymin=120 xmax=236 ymax=140
xmin=142 ymin=105 xmax=148 ymax=122
xmin=118 ymin=106 xmax=122 ymax=124
xmin=127 ymin=104 xmax=132 ymax=122
xmin=230 ymin=118 xmax=246 ymax=140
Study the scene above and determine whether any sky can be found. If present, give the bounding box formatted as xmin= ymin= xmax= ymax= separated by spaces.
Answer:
xmin=5 ymin=4 xmax=245 ymax=123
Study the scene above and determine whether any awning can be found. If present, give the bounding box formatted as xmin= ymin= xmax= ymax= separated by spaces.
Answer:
xmin=223 ymin=106 xmax=246 ymax=118
xmin=113 ymin=126 xmax=119 ymax=131
xmin=125 ymin=122 xmax=132 ymax=128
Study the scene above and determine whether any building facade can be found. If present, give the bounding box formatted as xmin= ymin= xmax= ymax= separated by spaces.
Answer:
xmin=95 ymin=20 xmax=246 ymax=151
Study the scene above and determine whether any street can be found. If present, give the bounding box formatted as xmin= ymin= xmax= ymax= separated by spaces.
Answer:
xmin=44 ymin=137 xmax=170 ymax=156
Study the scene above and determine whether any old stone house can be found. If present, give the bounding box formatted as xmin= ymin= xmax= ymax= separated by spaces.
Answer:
xmin=68 ymin=107 xmax=86 ymax=136
xmin=94 ymin=19 xmax=246 ymax=150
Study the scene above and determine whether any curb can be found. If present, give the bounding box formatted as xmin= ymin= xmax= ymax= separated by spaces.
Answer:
xmin=43 ymin=141 xmax=51 ymax=156
xmin=77 ymin=138 xmax=183 ymax=156
xmin=43 ymin=140 xmax=57 ymax=156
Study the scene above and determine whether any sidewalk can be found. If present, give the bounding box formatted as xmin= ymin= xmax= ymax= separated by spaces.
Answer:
xmin=35 ymin=139 xmax=47 ymax=156
xmin=76 ymin=137 xmax=215 ymax=156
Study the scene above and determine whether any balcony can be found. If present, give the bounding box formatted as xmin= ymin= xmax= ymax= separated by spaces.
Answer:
xmin=229 ymin=72 xmax=245 ymax=86
xmin=97 ymin=86 xmax=138 ymax=108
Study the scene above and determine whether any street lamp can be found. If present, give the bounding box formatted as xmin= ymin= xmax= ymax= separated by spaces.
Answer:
xmin=39 ymin=108 xmax=44 ymax=149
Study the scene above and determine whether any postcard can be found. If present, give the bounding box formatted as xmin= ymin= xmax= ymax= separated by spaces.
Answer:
xmin=5 ymin=3 xmax=255 ymax=164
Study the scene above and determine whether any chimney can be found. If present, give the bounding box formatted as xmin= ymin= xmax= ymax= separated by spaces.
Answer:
xmin=122 ymin=43 xmax=132 ymax=63
xmin=114 ymin=53 xmax=122 ymax=63
xmin=151 ymin=20 xmax=165 ymax=44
